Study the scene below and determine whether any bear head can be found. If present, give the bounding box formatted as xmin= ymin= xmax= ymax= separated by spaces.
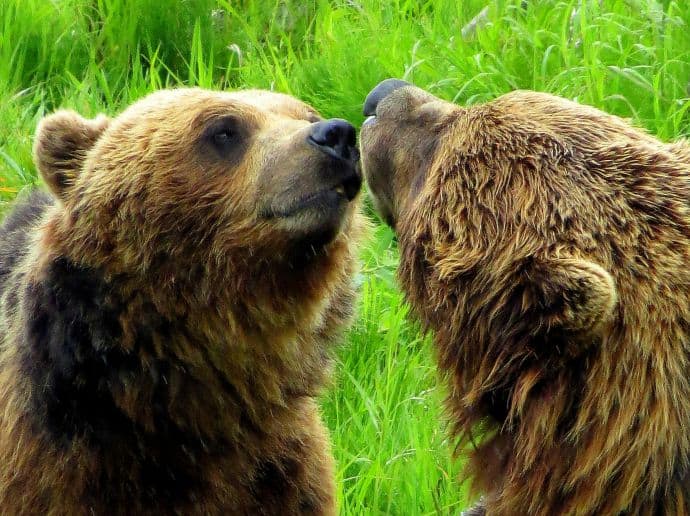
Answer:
xmin=360 ymin=79 xmax=621 ymax=365
xmin=33 ymin=88 xmax=362 ymax=283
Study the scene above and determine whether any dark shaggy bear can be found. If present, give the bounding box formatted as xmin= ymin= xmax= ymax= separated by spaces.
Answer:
xmin=0 ymin=87 xmax=365 ymax=515
xmin=360 ymin=79 xmax=690 ymax=515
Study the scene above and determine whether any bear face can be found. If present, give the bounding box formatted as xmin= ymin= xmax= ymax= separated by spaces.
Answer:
xmin=0 ymin=88 xmax=364 ymax=515
xmin=38 ymin=88 xmax=361 ymax=276
xmin=361 ymin=80 xmax=690 ymax=514
xmin=362 ymin=80 xmax=621 ymax=343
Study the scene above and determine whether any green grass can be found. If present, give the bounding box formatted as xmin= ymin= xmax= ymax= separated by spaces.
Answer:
xmin=2 ymin=0 xmax=690 ymax=513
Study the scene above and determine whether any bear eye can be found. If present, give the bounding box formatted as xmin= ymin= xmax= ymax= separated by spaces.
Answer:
xmin=205 ymin=116 xmax=242 ymax=155
xmin=213 ymin=128 xmax=235 ymax=145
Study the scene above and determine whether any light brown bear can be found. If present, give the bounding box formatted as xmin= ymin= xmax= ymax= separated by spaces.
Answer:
xmin=360 ymin=79 xmax=690 ymax=515
xmin=0 ymin=87 xmax=365 ymax=515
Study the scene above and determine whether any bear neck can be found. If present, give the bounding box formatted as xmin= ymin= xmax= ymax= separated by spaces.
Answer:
xmin=44 ymin=206 xmax=351 ymax=318
xmin=19 ymin=228 xmax=354 ymax=478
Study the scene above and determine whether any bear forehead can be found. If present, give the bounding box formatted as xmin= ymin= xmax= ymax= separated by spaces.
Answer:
xmin=119 ymin=88 xmax=320 ymax=125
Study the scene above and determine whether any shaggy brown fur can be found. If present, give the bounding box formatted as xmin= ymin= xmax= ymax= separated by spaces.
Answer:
xmin=0 ymin=88 xmax=365 ymax=515
xmin=360 ymin=80 xmax=690 ymax=515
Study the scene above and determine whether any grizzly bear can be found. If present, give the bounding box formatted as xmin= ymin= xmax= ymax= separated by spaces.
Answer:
xmin=360 ymin=79 xmax=690 ymax=515
xmin=0 ymin=87 xmax=364 ymax=515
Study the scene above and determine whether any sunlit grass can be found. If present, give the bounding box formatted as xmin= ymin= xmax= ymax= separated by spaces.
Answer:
xmin=2 ymin=0 xmax=690 ymax=512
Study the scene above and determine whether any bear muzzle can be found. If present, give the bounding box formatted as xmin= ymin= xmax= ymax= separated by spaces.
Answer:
xmin=363 ymin=79 xmax=412 ymax=117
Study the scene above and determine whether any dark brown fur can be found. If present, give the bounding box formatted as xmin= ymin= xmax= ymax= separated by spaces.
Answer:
xmin=0 ymin=88 xmax=365 ymax=515
xmin=361 ymin=84 xmax=690 ymax=515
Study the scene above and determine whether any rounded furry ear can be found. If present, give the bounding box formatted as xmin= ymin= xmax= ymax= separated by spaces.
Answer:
xmin=33 ymin=110 xmax=110 ymax=201
xmin=532 ymin=257 xmax=617 ymax=334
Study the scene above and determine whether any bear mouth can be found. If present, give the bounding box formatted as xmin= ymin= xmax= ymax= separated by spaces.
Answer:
xmin=265 ymin=171 xmax=362 ymax=219
xmin=362 ymin=115 xmax=377 ymax=128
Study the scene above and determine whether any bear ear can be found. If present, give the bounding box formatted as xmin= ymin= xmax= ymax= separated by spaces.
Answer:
xmin=33 ymin=110 xmax=110 ymax=201
xmin=530 ymin=257 xmax=617 ymax=334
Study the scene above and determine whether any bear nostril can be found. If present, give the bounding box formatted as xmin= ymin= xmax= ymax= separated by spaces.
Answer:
xmin=308 ymin=119 xmax=357 ymax=162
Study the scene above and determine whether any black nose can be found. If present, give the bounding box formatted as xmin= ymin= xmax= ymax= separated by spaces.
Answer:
xmin=308 ymin=118 xmax=358 ymax=162
xmin=363 ymin=78 xmax=412 ymax=116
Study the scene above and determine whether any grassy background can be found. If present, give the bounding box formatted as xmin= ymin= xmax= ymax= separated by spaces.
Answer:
xmin=2 ymin=0 xmax=690 ymax=513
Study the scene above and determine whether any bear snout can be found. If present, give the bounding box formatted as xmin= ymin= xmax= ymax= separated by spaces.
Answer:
xmin=363 ymin=78 xmax=412 ymax=117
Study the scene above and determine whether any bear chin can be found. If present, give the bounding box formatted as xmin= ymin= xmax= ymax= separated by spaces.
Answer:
xmin=264 ymin=167 xmax=361 ymax=251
